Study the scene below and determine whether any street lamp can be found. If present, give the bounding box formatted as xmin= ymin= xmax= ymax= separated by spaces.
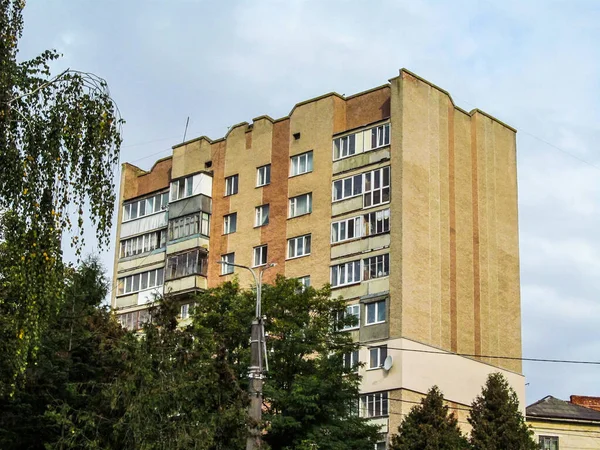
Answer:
xmin=217 ymin=260 xmax=276 ymax=450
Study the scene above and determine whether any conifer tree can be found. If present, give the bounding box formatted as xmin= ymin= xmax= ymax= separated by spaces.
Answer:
xmin=468 ymin=373 xmax=537 ymax=450
xmin=390 ymin=386 xmax=469 ymax=450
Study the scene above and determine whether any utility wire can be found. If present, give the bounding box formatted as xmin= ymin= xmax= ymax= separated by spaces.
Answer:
xmin=362 ymin=344 xmax=600 ymax=366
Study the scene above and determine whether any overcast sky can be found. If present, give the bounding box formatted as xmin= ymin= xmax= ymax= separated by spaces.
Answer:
xmin=18 ymin=0 xmax=600 ymax=405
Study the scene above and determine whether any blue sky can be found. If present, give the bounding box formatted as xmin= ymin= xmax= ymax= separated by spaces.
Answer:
xmin=18 ymin=0 xmax=600 ymax=405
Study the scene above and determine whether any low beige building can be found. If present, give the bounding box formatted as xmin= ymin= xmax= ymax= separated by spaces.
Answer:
xmin=527 ymin=395 xmax=600 ymax=449
xmin=112 ymin=68 xmax=525 ymax=446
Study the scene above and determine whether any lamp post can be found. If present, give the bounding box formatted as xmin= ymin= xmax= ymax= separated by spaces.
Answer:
xmin=217 ymin=260 xmax=276 ymax=450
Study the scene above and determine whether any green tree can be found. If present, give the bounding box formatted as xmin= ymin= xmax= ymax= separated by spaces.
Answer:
xmin=389 ymin=386 xmax=469 ymax=450
xmin=0 ymin=0 xmax=123 ymax=394
xmin=103 ymin=293 xmax=250 ymax=450
xmin=468 ymin=372 xmax=537 ymax=450
xmin=0 ymin=257 xmax=129 ymax=449
xmin=254 ymin=276 xmax=380 ymax=449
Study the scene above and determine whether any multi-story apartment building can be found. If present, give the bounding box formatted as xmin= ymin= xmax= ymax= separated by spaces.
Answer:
xmin=111 ymin=69 xmax=524 ymax=446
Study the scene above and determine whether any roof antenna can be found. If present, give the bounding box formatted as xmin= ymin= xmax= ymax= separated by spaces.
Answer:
xmin=182 ymin=116 xmax=190 ymax=143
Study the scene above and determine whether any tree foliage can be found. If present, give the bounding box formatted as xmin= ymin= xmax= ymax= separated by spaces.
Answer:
xmin=0 ymin=0 xmax=123 ymax=393
xmin=468 ymin=373 xmax=537 ymax=450
xmin=390 ymin=386 xmax=469 ymax=450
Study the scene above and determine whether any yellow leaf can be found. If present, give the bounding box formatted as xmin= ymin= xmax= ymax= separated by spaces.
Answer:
xmin=18 ymin=329 xmax=24 ymax=340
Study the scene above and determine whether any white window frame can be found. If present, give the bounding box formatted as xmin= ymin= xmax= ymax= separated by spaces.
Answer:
xmin=253 ymin=245 xmax=268 ymax=267
xmin=256 ymin=164 xmax=271 ymax=187
xmin=365 ymin=300 xmax=386 ymax=326
xmin=119 ymin=229 xmax=166 ymax=258
xmin=333 ymin=134 xmax=356 ymax=160
xmin=363 ymin=254 xmax=390 ymax=281
xmin=255 ymin=204 xmax=270 ymax=227
xmin=123 ymin=191 xmax=169 ymax=222
xmin=118 ymin=309 xmax=151 ymax=331
xmin=331 ymin=216 xmax=362 ymax=243
xmin=170 ymin=175 xmax=194 ymax=202
xmin=363 ymin=166 xmax=390 ymax=208
xmin=223 ymin=213 xmax=237 ymax=234
xmin=297 ymin=276 xmax=311 ymax=291
xmin=332 ymin=173 xmax=363 ymax=202
xmin=339 ymin=304 xmax=360 ymax=330
xmin=287 ymin=234 xmax=311 ymax=259
xmin=368 ymin=346 xmax=387 ymax=369
xmin=168 ymin=212 xmax=210 ymax=241
xmin=166 ymin=249 xmax=207 ymax=280
xmin=360 ymin=392 xmax=389 ymax=418
xmin=221 ymin=253 xmax=235 ymax=275
xmin=330 ymin=260 xmax=361 ymax=288
xmin=343 ymin=350 xmax=359 ymax=371
xmin=225 ymin=174 xmax=239 ymax=196
xmin=117 ymin=268 xmax=164 ymax=296
xmin=290 ymin=151 xmax=313 ymax=177
xmin=180 ymin=303 xmax=190 ymax=320
xmin=369 ymin=123 xmax=390 ymax=150
xmin=363 ymin=209 xmax=390 ymax=236
xmin=289 ymin=193 xmax=312 ymax=218
xmin=539 ymin=436 xmax=559 ymax=450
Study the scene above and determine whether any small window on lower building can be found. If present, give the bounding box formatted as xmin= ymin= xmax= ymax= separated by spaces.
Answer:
xmin=343 ymin=350 xmax=359 ymax=371
xmin=221 ymin=253 xmax=235 ymax=275
xmin=253 ymin=245 xmax=268 ymax=267
xmin=375 ymin=441 xmax=387 ymax=450
xmin=369 ymin=346 xmax=387 ymax=369
xmin=360 ymin=391 xmax=388 ymax=418
xmin=365 ymin=300 xmax=386 ymax=325
xmin=297 ymin=276 xmax=311 ymax=292
xmin=539 ymin=436 xmax=559 ymax=450
xmin=180 ymin=303 xmax=190 ymax=320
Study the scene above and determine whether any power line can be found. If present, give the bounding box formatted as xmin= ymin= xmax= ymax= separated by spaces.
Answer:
xmin=362 ymin=344 xmax=600 ymax=366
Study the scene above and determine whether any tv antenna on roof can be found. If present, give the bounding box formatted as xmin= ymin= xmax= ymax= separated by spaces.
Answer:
xmin=182 ymin=116 xmax=190 ymax=143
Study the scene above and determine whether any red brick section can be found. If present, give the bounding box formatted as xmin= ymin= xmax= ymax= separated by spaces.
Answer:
xmin=123 ymin=158 xmax=172 ymax=200
xmin=345 ymin=87 xmax=391 ymax=130
xmin=261 ymin=119 xmax=290 ymax=285
xmin=207 ymin=140 xmax=230 ymax=287
xmin=571 ymin=395 xmax=600 ymax=412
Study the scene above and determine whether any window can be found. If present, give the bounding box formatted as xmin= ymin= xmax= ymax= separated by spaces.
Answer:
xmin=123 ymin=191 xmax=169 ymax=222
xmin=366 ymin=300 xmax=386 ymax=325
xmin=360 ymin=392 xmax=388 ymax=418
xmin=369 ymin=346 xmax=388 ymax=369
xmin=287 ymin=234 xmax=311 ymax=259
xmin=289 ymin=193 xmax=312 ymax=218
xmin=338 ymin=304 xmax=360 ymax=330
xmin=333 ymin=134 xmax=356 ymax=160
xmin=166 ymin=249 xmax=208 ymax=280
xmin=225 ymin=174 xmax=239 ymax=196
xmin=343 ymin=350 xmax=359 ymax=371
xmin=118 ymin=309 xmax=151 ymax=331
xmin=539 ymin=436 xmax=559 ymax=450
xmin=331 ymin=260 xmax=361 ymax=287
xmin=331 ymin=216 xmax=362 ymax=243
xmin=117 ymin=268 xmax=164 ymax=296
xmin=363 ymin=254 xmax=390 ymax=280
xmin=221 ymin=253 xmax=235 ymax=275
xmin=290 ymin=151 xmax=313 ymax=176
xmin=375 ymin=441 xmax=387 ymax=450
xmin=170 ymin=175 xmax=194 ymax=202
xmin=332 ymin=174 xmax=363 ymax=202
xmin=180 ymin=303 xmax=190 ymax=320
xmin=370 ymin=123 xmax=390 ymax=149
xmin=255 ymin=204 xmax=270 ymax=227
xmin=168 ymin=212 xmax=210 ymax=241
xmin=256 ymin=164 xmax=271 ymax=187
xmin=364 ymin=166 xmax=390 ymax=208
xmin=253 ymin=245 xmax=268 ymax=267
xmin=119 ymin=229 xmax=166 ymax=258
xmin=297 ymin=276 xmax=311 ymax=291
xmin=364 ymin=209 xmax=390 ymax=236
xmin=223 ymin=213 xmax=237 ymax=234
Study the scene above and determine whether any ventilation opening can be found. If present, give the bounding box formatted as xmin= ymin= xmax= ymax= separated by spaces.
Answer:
xmin=293 ymin=132 xmax=301 ymax=140
xmin=205 ymin=160 xmax=213 ymax=169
